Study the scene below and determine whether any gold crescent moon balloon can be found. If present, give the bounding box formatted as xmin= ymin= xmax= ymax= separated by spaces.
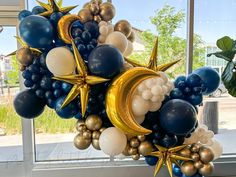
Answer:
xmin=106 ymin=67 xmax=159 ymax=136
xmin=58 ymin=14 xmax=81 ymax=44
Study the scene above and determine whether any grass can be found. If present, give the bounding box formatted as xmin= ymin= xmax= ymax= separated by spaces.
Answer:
xmin=0 ymin=101 xmax=77 ymax=135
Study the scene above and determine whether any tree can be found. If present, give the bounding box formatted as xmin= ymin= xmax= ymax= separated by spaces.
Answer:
xmin=130 ymin=4 xmax=205 ymax=78
xmin=5 ymin=55 xmax=19 ymax=86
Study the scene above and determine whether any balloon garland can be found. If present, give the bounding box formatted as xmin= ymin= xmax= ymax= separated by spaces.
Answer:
xmin=11 ymin=1 xmax=223 ymax=177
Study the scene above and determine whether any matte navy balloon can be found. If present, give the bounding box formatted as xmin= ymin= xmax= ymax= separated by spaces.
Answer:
xmin=170 ymin=88 xmax=185 ymax=99
xmin=13 ymin=89 xmax=45 ymax=119
xmin=88 ymin=45 xmax=124 ymax=79
xmin=84 ymin=21 xmax=99 ymax=38
xmin=19 ymin=15 xmax=54 ymax=49
xmin=145 ymin=156 xmax=158 ymax=166
xmin=187 ymin=94 xmax=203 ymax=106
xmin=55 ymin=96 xmax=78 ymax=118
xmin=32 ymin=6 xmax=46 ymax=15
xmin=174 ymin=76 xmax=186 ymax=87
xmin=186 ymin=74 xmax=203 ymax=88
xmin=159 ymin=99 xmax=197 ymax=136
xmin=160 ymin=134 xmax=178 ymax=148
xmin=50 ymin=12 xmax=64 ymax=26
xmin=193 ymin=67 xmax=220 ymax=95
xmin=18 ymin=10 xmax=32 ymax=21
xmin=62 ymin=82 xmax=72 ymax=93
xmin=172 ymin=165 xmax=183 ymax=177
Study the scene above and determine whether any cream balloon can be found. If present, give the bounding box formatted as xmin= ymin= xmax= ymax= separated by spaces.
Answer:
xmin=105 ymin=31 xmax=128 ymax=53
xmin=123 ymin=40 xmax=134 ymax=57
xmin=132 ymin=95 xmax=150 ymax=116
xmin=99 ymin=127 xmax=127 ymax=156
xmin=209 ymin=139 xmax=223 ymax=160
xmin=135 ymin=115 xmax=145 ymax=124
xmin=46 ymin=47 xmax=75 ymax=76
xmin=99 ymin=25 xmax=108 ymax=36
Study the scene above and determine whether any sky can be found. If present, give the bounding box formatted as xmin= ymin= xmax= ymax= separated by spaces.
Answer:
xmin=1 ymin=0 xmax=236 ymax=55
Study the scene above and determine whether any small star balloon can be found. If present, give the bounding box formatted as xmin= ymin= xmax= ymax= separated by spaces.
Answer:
xmin=125 ymin=37 xmax=181 ymax=72
xmin=36 ymin=0 xmax=77 ymax=17
xmin=148 ymin=145 xmax=192 ymax=177
xmin=53 ymin=40 xmax=109 ymax=117
xmin=7 ymin=36 xmax=41 ymax=56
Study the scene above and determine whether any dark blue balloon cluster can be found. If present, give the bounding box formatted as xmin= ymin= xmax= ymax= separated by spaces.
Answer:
xmin=70 ymin=20 xmax=99 ymax=62
xmin=173 ymin=165 xmax=204 ymax=177
xmin=170 ymin=74 xmax=205 ymax=106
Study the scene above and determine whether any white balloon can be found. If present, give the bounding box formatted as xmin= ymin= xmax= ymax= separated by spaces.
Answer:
xmin=135 ymin=115 xmax=145 ymax=124
xmin=145 ymin=78 xmax=155 ymax=89
xmin=142 ymin=89 xmax=152 ymax=100
xmin=99 ymin=25 xmax=108 ymax=36
xmin=132 ymin=95 xmax=150 ymax=116
xmin=151 ymin=95 xmax=159 ymax=102
xmin=151 ymin=85 xmax=163 ymax=96
xmin=158 ymin=72 xmax=168 ymax=84
xmin=46 ymin=47 xmax=75 ymax=76
xmin=137 ymin=83 xmax=147 ymax=93
xmin=99 ymin=21 xmax=108 ymax=27
xmin=155 ymin=78 xmax=164 ymax=85
xmin=123 ymin=40 xmax=134 ymax=57
xmin=149 ymin=102 xmax=162 ymax=112
xmin=99 ymin=127 xmax=127 ymax=156
xmin=209 ymin=139 xmax=223 ymax=160
xmin=107 ymin=24 xmax=114 ymax=34
xmin=166 ymin=81 xmax=174 ymax=91
xmin=105 ymin=31 xmax=128 ymax=53
xmin=98 ymin=35 xmax=106 ymax=43
xmin=162 ymin=85 xmax=169 ymax=94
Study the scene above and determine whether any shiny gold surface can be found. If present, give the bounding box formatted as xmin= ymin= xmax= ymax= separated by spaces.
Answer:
xmin=114 ymin=20 xmax=132 ymax=37
xmin=99 ymin=2 xmax=115 ymax=21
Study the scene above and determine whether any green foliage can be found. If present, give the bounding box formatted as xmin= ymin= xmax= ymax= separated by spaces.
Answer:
xmin=222 ymin=62 xmax=236 ymax=96
xmin=130 ymin=4 xmax=205 ymax=78
xmin=5 ymin=55 xmax=19 ymax=85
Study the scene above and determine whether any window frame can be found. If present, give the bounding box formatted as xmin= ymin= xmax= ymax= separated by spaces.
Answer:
xmin=1 ymin=0 xmax=236 ymax=177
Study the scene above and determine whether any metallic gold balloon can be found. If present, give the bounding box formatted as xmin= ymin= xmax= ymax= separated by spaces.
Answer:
xmin=130 ymin=138 xmax=140 ymax=148
xmin=181 ymin=161 xmax=197 ymax=177
xmin=78 ymin=8 xmax=93 ymax=23
xmin=92 ymin=139 xmax=101 ymax=150
xmin=191 ymin=143 xmax=201 ymax=153
xmin=137 ymin=135 xmax=145 ymax=142
xmin=191 ymin=153 xmax=200 ymax=162
xmin=83 ymin=130 xmax=92 ymax=139
xmin=94 ymin=15 xmax=102 ymax=23
xmin=19 ymin=65 xmax=26 ymax=71
xmin=92 ymin=131 xmax=101 ymax=139
xmin=16 ymin=48 xmax=33 ymax=66
xmin=85 ymin=115 xmax=102 ymax=131
xmin=199 ymin=162 xmax=214 ymax=176
xmin=83 ymin=2 xmax=90 ymax=9
xmin=179 ymin=148 xmax=192 ymax=158
xmin=99 ymin=127 xmax=106 ymax=133
xmin=199 ymin=146 xmax=214 ymax=163
xmin=76 ymin=120 xmax=85 ymax=131
xmin=128 ymin=147 xmax=138 ymax=155
xmin=194 ymin=161 xmax=204 ymax=169
xmin=138 ymin=141 xmax=153 ymax=156
xmin=90 ymin=3 xmax=100 ymax=15
xmin=128 ymin=31 xmax=135 ymax=42
xmin=132 ymin=154 xmax=140 ymax=161
xmin=57 ymin=14 xmax=81 ymax=44
xmin=99 ymin=2 xmax=115 ymax=21
xmin=106 ymin=67 xmax=158 ymax=136
xmin=77 ymin=125 xmax=87 ymax=132
xmin=114 ymin=20 xmax=132 ymax=37
xmin=122 ymin=144 xmax=130 ymax=156
xmin=74 ymin=134 xmax=91 ymax=150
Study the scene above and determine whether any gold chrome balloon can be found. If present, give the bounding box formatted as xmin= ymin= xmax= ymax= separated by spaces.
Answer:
xmin=57 ymin=14 xmax=81 ymax=44
xmin=92 ymin=139 xmax=101 ymax=150
xmin=128 ymin=147 xmax=138 ymax=155
xmin=106 ymin=67 xmax=159 ymax=136
xmin=83 ymin=130 xmax=92 ymax=139
xmin=122 ymin=144 xmax=130 ymax=156
xmin=83 ymin=2 xmax=91 ymax=9
xmin=194 ymin=161 xmax=204 ymax=169
xmin=77 ymin=125 xmax=87 ymax=132
xmin=114 ymin=20 xmax=132 ymax=37
xmin=199 ymin=146 xmax=214 ymax=163
xmin=181 ymin=161 xmax=197 ymax=177
xmin=132 ymin=154 xmax=140 ymax=161
xmin=74 ymin=134 xmax=91 ymax=150
xmin=16 ymin=48 xmax=33 ymax=66
xmin=76 ymin=120 xmax=85 ymax=131
xmin=191 ymin=143 xmax=201 ymax=153
xmin=94 ymin=15 xmax=102 ymax=23
xmin=19 ymin=65 xmax=26 ymax=71
xmin=99 ymin=127 xmax=106 ymax=133
xmin=130 ymin=138 xmax=140 ymax=148
xmin=85 ymin=115 xmax=103 ymax=131
xmin=199 ymin=162 xmax=214 ymax=176
xmin=137 ymin=135 xmax=146 ymax=142
xmin=191 ymin=153 xmax=200 ymax=162
xmin=90 ymin=3 xmax=100 ymax=15
xmin=92 ymin=131 xmax=101 ymax=139
xmin=138 ymin=141 xmax=153 ymax=156
xmin=128 ymin=31 xmax=135 ymax=42
xmin=78 ymin=8 xmax=93 ymax=23
xmin=179 ymin=147 xmax=191 ymax=158
xmin=99 ymin=2 xmax=115 ymax=21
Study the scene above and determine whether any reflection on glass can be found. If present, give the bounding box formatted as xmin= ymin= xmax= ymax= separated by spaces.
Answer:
xmin=0 ymin=27 xmax=22 ymax=162
xmin=194 ymin=0 xmax=236 ymax=155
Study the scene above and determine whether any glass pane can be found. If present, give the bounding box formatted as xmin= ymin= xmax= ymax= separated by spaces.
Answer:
xmin=0 ymin=0 xmax=20 ymax=6
xmin=0 ymin=26 xmax=23 ymax=162
xmin=194 ymin=0 xmax=236 ymax=155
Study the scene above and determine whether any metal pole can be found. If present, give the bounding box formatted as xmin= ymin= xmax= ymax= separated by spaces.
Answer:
xmin=186 ymin=0 xmax=194 ymax=75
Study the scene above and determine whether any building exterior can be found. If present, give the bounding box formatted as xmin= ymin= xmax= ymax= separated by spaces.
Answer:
xmin=0 ymin=54 xmax=12 ymax=86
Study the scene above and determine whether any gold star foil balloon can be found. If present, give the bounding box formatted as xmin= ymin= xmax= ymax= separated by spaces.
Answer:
xmin=126 ymin=37 xmax=181 ymax=72
xmin=53 ymin=40 xmax=109 ymax=117
xmin=149 ymin=145 xmax=192 ymax=177
xmin=36 ymin=0 xmax=77 ymax=17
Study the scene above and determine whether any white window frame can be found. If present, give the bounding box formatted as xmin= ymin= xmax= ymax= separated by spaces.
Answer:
xmin=1 ymin=0 xmax=236 ymax=177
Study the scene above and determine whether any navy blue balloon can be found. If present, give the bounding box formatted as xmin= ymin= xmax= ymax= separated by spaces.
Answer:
xmin=50 ymin=12 xmax=64 ymax=26
xmin=47 ymin=99 xmax=55 ymax=109
xmin=55 ymin=96 xmax=78 ymax=118
xmin=52 ymin=81 xmax=61 ymax=89
xmin=36 ymin=89 xmax=45 ymax=98
xmin=186 ymin=74 xmax=203 ymax=88
xmin=40 ymin=77 xmax=52 ymax=90
xmin=53 ymin=89 xmax=62 ymax=98
xmin=45 ymin=91 xmax=53 ymax=99
xmin=174 ymin=76 xmax=186 ymax=87
xmin=187 ymin=94 xmax=203 ymax=106
xmin=22 ymin=70 xmax=32 ymax=80
xmin=18 ymin=10 xmax=32 ymax=21
xmin=159 ymin=99 xmax=197 ymax=136
xmin=32 ymin=6 xmax=46 ymax=15
xmin=84 ymin=21 xmax=99 ymax=38
xmin=13 ymin=89 xmax=45 ymax=119
xmin=170 ymin=88 xmax=185 ymax=99
xmin=24 ymin=79 xmax=34 ymax=87
xmin=173 ymin=165 xmax=183 ymax=177
xmin=81 ymin=31 xmax=92 ymax=43
xmin=74 ymin=112 xmax=82 ymax=120
xmin=160 ymin=134 xmax=178 ymax=148
xmin=62 ymin=82 xmax=72 ymax=93
xmin=193 ymin=67 xmax=220 ymax=95
xmin=71 ymin=20 xmax=84 ymax=29
xmin=88 ymin=45 xmax=124 ymax=79
xmin=145 ymin=156 xmax=158 ymax=166
xmin=19 ymin=15 xmax=54 ymax=49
